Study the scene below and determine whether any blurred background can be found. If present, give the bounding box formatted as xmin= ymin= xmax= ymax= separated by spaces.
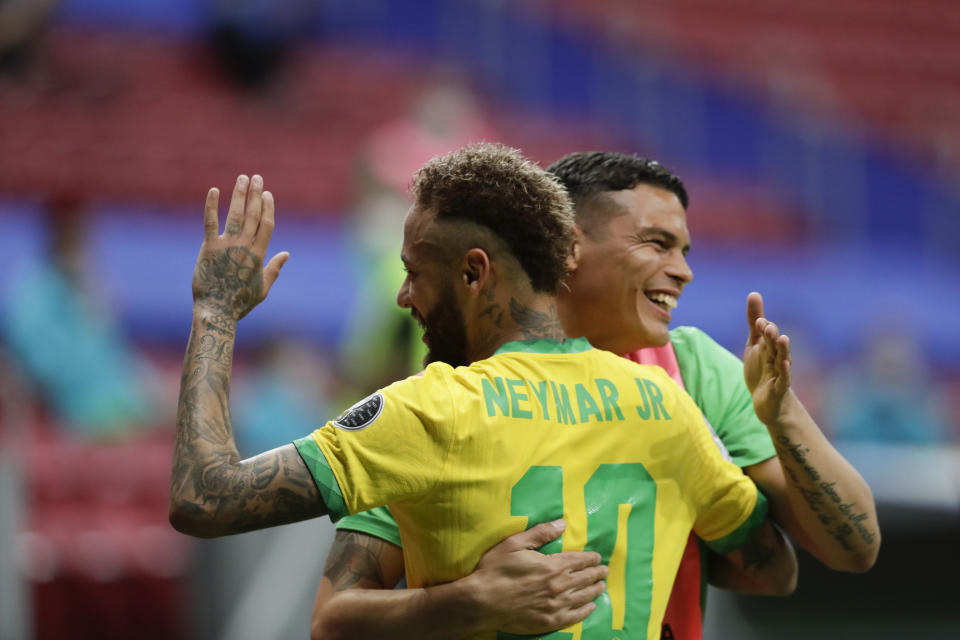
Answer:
xmin=0 ymin=0 xmax=958 ymax=638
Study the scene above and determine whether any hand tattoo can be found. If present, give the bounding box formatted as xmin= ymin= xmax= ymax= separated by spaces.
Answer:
xmin=194 ymin=246 xmax=264 ymax=320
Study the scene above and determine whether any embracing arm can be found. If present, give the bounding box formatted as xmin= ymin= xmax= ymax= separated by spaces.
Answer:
xmin=743 ymin=292 xmax=879 ymax=572
xmin=707 ymin=517 xmax=796 ymax=595
xmin=311 ymin=530 xmax=481 ymax=640
xmin=169 ymin=175 xmax=326 ymax=538
xmin=312 ymin=521 xmax=607 ymax=640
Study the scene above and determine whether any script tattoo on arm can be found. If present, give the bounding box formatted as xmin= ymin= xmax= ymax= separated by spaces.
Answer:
xmin=774 ymin=435 xmax=877 ymax=552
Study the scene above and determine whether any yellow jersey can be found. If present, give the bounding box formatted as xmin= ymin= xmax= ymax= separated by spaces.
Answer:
xmin=294 ymin=337 xmax=766 ymax=640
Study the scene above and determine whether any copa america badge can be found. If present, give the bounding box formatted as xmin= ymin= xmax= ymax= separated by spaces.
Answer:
xmin=333 ymin=392 xmax=384 ymax=431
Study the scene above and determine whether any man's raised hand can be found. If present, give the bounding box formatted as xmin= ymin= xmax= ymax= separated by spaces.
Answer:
xmin=743 ymin=291 xmax=793 ymax=424
xmin=193 ymin=174 xmax=288 ymax=322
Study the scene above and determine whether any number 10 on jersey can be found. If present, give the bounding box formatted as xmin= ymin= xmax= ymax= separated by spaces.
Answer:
xmin=499 ymin=463 xmax=657 ymax=640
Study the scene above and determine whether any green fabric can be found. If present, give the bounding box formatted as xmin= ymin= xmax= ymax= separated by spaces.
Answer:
xmin=702 ymin=491 xmax=769 ymax=555
xmin=337 ymin=506 xmax=404 ymax=546
xmin=293 ymin=435 xmax=348 ymax=522
xmin=493 ymin=336 xmax=593 ymax=356
xmin=670 ymin=326 xmax=776 ymax=468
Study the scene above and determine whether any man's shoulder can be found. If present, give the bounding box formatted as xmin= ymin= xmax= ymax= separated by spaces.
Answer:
xmin=669 ymin=327 xmax=775 ymax=466
xmin=392 ymin=361 xmax=455 ymax=385
xmin=622 ymin=326 xmax=724 ymax=361
xmin=668 ymin=325 xmax=716 ymax=347
xmin=378 ymin=362 xmax=459 ymax=407
xmin=669 ymin=325 xmax=740 ymax=363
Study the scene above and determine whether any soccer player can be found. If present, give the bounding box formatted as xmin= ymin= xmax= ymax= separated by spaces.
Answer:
xmin=168 ymin=144 xmax=794 ymax=640
xmin=311 ymin=152 xmax=878 ymax=639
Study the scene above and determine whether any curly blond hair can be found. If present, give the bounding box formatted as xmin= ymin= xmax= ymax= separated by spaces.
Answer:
xmin=412 ymin=143 xmax=574 ymax=293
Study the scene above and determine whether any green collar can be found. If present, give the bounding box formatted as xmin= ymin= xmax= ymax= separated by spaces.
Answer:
xmin=493 ymin=336 xmax=594 ymax=356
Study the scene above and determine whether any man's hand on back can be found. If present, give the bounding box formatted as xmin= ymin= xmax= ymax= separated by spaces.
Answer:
xmin=466 ymin=520 xmax=608 ymax=635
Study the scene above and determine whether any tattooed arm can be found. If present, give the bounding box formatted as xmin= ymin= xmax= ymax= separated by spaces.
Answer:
xmin=169 ymin=175 xmax=325 ymax=538
xmin=311 ymin=523 xmax=607 ymax=640
xmin=707 ymin=519 xmax=797 ymax=595
xmin=742 ymin=292 xmax=879 ymax=572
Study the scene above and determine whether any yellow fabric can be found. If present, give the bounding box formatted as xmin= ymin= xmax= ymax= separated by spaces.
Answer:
xmin=302 ymin=341 xmax=760 ymax=639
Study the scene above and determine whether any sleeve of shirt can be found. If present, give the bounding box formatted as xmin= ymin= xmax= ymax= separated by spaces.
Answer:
xmin=336 ymin=506 xmax=403 ymax=547
xmin=671 ymin=326 xmax=776 ymax=468
xmin=666 ymin=378 xmax=769 ymax=554
xmin=293 ymin=363 xmax=458 ymax=522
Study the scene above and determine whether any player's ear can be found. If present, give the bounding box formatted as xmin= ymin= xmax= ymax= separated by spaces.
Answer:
xmin=461 ymin=248 xmax=491 ymax=294
xmin=567 ymin=226 xmax=582 ymax=274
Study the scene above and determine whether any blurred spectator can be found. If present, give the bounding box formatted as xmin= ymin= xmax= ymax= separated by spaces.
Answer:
xmin=825 ymin=326 xmax=953 ymax=444
xmin=232 ymin=335 xmax=334 ymax=454
xmin=1 ymin=189 xmax=157 ymax=439
xmin=0 ymin=0 xmax=58 ymax=79
xmin=205 ymin=0 xmax=319 ymax=90
xmin=339 ymin=76 xmax=497 ymax=393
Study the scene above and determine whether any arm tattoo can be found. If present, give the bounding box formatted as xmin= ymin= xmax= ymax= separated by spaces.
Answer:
xmin=173 ymin=338 xmax=324 ymax=534
xmin=774 ymin=435 xmax=877 ymax=549
xmin=740 ymin=535 xmax=777 ymax=572
xmin=172 ymin=245 xmax=324 ymax=535
xmin=323 ymin=531 xmax=392 ymax=591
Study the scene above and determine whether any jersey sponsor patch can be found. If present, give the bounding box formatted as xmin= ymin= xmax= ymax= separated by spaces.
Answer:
xmin=334 ymin=393 xmax=384 ymax=431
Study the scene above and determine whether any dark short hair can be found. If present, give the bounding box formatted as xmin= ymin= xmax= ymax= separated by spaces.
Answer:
xmin=412 ymin=143 xmax=575 ymax=293
xmin=547 ymin=152 xmax=689 ymax=230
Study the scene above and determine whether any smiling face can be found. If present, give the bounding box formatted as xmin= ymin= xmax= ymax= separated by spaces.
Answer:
xmin=559 ymin=183 xmax=693 ymax=354
xmin=396 ymin=204 xmax=471 ymax=368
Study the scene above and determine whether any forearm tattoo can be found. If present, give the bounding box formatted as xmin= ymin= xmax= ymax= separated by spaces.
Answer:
xmin=171 ymin=245 xmax=322 ymax=535
xmin=774 ymin=435 xmax=877 ymax=552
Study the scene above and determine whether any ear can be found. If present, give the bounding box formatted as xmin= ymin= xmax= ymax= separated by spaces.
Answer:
xmin=566 ymin=226 xmax=583 ymax=274
xmin=461 ymin=248 xmax=491 ymax=295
